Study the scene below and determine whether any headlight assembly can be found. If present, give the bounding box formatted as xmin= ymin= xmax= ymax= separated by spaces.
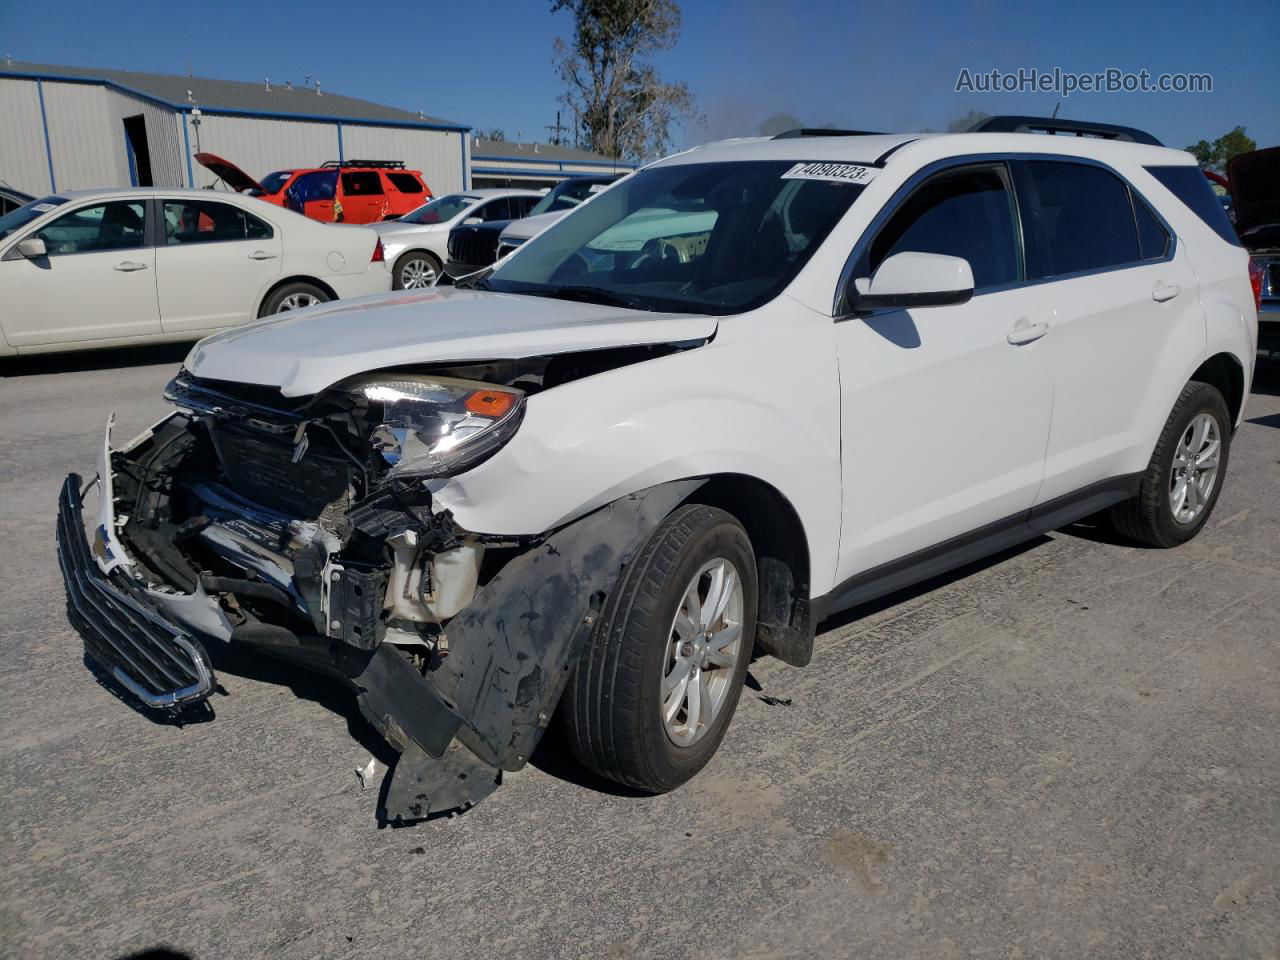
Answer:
xmin=345 ymin=374 xmax=525 ymax=479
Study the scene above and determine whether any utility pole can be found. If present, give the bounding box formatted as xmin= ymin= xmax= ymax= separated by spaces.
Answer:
xmin=545 ymin=111 xmax=568 ymax=146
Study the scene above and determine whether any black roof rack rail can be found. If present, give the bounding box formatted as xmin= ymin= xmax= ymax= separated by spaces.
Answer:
xmin=772 ymin=128 xmax=885 ymax=139
xmin=968 ymin=115 xmax=1162 ymax=146
xmin=320 ymin=159 xmax=408 ymax=169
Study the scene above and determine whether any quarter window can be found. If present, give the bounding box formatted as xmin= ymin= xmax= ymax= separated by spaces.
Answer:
xmin=867 ymin=165 xmax=1021 ymax=291
xmin=386 ymin=172 xmax=424 ymax=193
xmin=34 ymin=201 xmax=145 ymax=255
xmin=1021 ymin=161 xmax=1141 ymax=277
xmin=1145 ymin=165 xmax=1239 ymax=246
xmin=163 ymin=200 xmax=273 ymax=244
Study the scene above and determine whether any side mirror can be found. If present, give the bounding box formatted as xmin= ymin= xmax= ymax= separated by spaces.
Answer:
xmin=851 ymin=251 xmax=974 ymax=311
xmin=16 ymin=237 xmax=47 ymax=259
xmin=462 ymin=217 xmax=483 ymax=226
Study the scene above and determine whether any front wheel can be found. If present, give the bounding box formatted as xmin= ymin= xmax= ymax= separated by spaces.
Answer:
xmin=1109 ymin=380 xmax=1231 ymax=547
xmin=564 ymin=505 xmax=757 ymax=793
xmin=393 ymin=251 xmax=441 ymax=290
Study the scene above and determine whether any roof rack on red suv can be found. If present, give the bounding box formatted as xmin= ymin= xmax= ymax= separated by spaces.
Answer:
xmin=320 ymin=160 xmax=408 ymax=169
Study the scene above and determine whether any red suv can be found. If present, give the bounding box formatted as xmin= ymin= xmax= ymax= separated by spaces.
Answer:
xmin=195 ymin=154 xmax=432 ymax=224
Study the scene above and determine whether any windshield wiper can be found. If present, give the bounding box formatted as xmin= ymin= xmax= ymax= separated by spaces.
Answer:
xmin=532 ymin=285 xmax=652 ymax=311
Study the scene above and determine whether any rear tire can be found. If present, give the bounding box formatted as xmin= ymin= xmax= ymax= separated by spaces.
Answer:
xmin=1109 ymin=381 xmax=1231 ymax=547
xmin=564 ymin=505 xmax=757 ymax=793
xmin=259 ymin=281 xmax=329 ymax=317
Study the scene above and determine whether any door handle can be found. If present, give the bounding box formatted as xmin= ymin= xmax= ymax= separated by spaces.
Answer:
xmin=248 ymin=250 xmax=278 ymax=260
xmin=1007 ymin=318 xmax=1049 ymax=345
xmin=1152 ymin=282 xmax=1181 ymax=302
xmin=113 ymin=261 xmax=148 ymax=272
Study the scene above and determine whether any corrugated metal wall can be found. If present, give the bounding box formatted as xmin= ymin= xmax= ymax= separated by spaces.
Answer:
xmin=0 ymin=78 xmax=52 ymax=195
xmin=184 ymin=114 xmax=340 ymax=188
xmin=340 ymin=125 xmax=466 ymax=194
xmin=40 ymin=82 xmax=128 ymax=189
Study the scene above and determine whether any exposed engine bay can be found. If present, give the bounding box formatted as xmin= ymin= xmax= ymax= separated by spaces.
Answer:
xmin=70 ymin=346 xmax=704 ymax=824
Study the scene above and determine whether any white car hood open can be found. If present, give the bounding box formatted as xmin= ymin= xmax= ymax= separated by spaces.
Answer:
xmin=184 ymin=287 xmax=717 ymax=397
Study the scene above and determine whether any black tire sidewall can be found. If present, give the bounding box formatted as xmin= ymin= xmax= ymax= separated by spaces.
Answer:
xmin=262 ymin=282 xmax=328 ymax=317
xmin=1151 ymin=385 xmax=1231 ymax=545
xmin=632 ymin=516 xmax=757 ymax=789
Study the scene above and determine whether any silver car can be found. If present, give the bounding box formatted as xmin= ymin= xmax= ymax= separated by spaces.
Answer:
xmin=373 ymin=188 xmax=541 ymax=289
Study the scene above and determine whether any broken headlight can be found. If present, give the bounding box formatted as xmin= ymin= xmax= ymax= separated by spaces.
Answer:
xmin=347 ymin=374 xmax=525 ymax=479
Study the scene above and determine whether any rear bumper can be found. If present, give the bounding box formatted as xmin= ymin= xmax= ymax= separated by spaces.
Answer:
xmin=1259 ymin=302 xmax=1280 ymax=357
xmin=328 ymin=265 xmax=392 ymax=300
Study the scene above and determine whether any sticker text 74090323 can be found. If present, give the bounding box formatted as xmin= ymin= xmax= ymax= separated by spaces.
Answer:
xmin=781 ymin=162 xmax=879 ymax=185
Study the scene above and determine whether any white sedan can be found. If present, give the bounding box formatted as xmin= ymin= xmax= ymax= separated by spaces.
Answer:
xmin=0 ymin=188 xmax=390 ymax=356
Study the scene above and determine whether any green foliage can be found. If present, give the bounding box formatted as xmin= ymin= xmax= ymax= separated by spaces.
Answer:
xmin=1185 ymin=126 xmax=1257 ymax=172
xmin=551 ymin=0 xmax=700 ymax=161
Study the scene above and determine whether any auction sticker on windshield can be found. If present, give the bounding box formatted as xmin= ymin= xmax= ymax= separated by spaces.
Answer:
xmin=781 ymin=162 xmax=879 ymax=184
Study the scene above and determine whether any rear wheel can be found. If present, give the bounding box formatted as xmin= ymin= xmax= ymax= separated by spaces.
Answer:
xmin=259 ymin=281 xmax=329 ymax=317
xmin=393 ymin=251 xmax=441 ymax=290
xmin=564 ymin=505 xmax=756 ymax=793
xmin=1109 ymin=380 xmax=1231 ymax=547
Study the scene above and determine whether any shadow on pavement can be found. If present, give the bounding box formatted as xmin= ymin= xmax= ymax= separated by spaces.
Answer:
xmin=0 ymin=342 xmax=191 ymax=378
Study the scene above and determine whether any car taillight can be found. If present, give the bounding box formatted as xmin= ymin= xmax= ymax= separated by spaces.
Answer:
xmin=1248 ymin=258 xmax=1263 ymax=314
xmin=372 ymin=238 xmax=385 ymax=263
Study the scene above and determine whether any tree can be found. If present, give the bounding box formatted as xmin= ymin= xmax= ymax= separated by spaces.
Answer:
xmin=478 ymin=127 xmax=506 ymax=142
xmin=1186 ymin=126 xmax=1256 ymax=172
xmin=551 ymin=0 xmax=700 ymax=161
xmin=946 ymin=110 xmax=991 ymax=133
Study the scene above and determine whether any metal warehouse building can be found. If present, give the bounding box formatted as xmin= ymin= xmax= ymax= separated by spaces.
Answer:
xmin=0 ymin=61 xmax=634 ymax=200
xmin=470 ymin=138 xmax=635 ymax=189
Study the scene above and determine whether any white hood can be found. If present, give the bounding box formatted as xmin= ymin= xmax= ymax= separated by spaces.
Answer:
xmin=184 ymin=287 xmax=717 ymax=397
xmin=500 ymin=210 xmax=566 ymax=244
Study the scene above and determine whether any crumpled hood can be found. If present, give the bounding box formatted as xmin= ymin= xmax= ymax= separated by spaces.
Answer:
xmin=184 ymin=287 xmax=717 ymax=397
xmin=500 ymin=210 xmax=565 ymax=243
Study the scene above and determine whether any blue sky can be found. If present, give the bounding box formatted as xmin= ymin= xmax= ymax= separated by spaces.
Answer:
xmin=2 ymin=0 xmax=1276 ymax=152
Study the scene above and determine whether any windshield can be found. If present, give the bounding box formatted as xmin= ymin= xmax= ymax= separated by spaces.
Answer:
xmin=0 ymin=196 xmax=68 ymax=242
xmin=399 ymin=193 xmax=479 ymax=224
xmin=486 ymin=161 xmax=866 ymax=315
xmin=529 ymin=177 xmax=615 ymax=216
xmin=254 ymin=171 xmax=294 ymax=196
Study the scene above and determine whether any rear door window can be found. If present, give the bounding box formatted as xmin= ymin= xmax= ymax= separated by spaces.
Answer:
xmin=1019 ymin=161 xmax=1141 ymax=278
xmin=867 ymin=164 xmax=1021 ymax=291
xmin=475 ymin=198 xmax=513 ymax=221
xmin=163 ymin=200 xmax=273 ymax=243
xmin=1145 ymin=165 xmax=1240 ymax=246
xmin=341 ymin=171 xmax=384 ymax=196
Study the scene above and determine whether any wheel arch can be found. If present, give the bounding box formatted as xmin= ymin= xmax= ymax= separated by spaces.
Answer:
xmin=255 ymin=276 xmax=339 ymax=318
xmin=683 ymin=473 xmax=816 ymax=667
xmin=1190 ymin=351 xmax=1247 ymax=427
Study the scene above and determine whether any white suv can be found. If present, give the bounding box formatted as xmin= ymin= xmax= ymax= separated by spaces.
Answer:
xmin=57 ymin=118 xmax=1257 ymax=824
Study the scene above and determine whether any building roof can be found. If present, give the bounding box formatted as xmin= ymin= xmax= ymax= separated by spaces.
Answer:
xmin=472 ymin=138 xmax=636 ymax=168
xmin=0 ymin=60 xmax=468 ymax=131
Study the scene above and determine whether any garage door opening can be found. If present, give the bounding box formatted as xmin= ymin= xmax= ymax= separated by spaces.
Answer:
xmin=123 ymin=115 xmax=154 ymax=187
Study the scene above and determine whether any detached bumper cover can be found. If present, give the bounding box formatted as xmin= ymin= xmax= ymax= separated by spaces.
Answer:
xmin=56 ymin=474 xmax=215 ymax=709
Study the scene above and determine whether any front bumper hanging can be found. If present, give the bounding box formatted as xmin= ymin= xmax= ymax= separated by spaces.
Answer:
xmin=56 ymin=474 xmax=215 ymax=709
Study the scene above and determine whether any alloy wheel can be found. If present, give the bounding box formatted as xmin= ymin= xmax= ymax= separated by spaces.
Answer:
xmin=660 ymin=558 xmax=746 ymax=747
xmin=1169 ymin=412 xmax=1221 ymax=524
xmin=400 ymin=258 xmax=437 ymax=289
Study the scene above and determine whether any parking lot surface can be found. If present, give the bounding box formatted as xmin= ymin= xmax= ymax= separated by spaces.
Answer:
xmin=2 ymin=349 xmax=1278 ymax=960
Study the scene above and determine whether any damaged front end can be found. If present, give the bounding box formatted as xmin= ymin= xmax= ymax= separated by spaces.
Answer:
xmin=56 ymin=362 xmax=701 ymax=824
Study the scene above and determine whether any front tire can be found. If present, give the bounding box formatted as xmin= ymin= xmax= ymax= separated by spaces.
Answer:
xmin=1109 ymin=380 xmax=1231 ymax=547
xmin=564 ymin=505 xmax=757 ymax=793
xmin=393 ymin=250 xmax=441 ymax=290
